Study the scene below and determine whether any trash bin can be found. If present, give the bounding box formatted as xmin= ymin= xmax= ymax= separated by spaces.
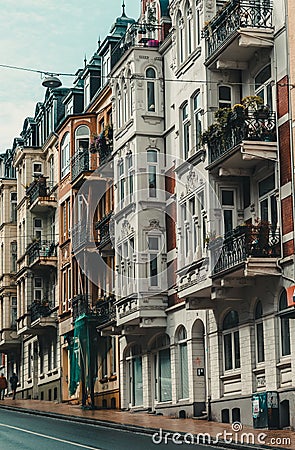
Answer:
xmin=252 ymin=391 xmax=279 ymax=429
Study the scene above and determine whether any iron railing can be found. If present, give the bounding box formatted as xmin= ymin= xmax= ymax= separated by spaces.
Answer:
xmin=72 ymin=294 xmax=116 ymax=324
xmin=211 ymin=225 xmax=280 ymax=276
xmin=203 ymin=0 xmax=273 ymax=60
xmin=112 ymin=21 xmax=162 ymax=67
xmin=71 ymin=149 xmax=90 ymax=181
xmin=26 ymin=179 xmax=55 ymax=205
xmin=29 ymin=301 xmax=52 ymax=323
xmin=95 ymin=296 xmax=116 ymax=326
xmin=208 ymin=111 xmax=276 ymax=164
xmin=27 ymin=240 xmax=56 ymax=265
xmin=71 ymin=220 xmax=92 ymax=250
xmin=95 ymin=212 xmax=113 ymax=247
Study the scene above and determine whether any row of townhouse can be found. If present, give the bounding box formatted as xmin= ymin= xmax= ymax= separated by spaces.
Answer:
xmin=1 ymin=0 xmax=295 ymax=429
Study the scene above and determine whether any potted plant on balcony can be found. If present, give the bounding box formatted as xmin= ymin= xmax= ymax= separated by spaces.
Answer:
xmin=241 ymin=95 xmax=264 ymax=111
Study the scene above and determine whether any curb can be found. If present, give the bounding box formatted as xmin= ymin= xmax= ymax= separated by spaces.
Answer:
xmin=0 ymin=404 xmax=281 ymax=450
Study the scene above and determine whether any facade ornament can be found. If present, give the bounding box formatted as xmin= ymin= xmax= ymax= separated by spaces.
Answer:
xmin=121 ymin=218 xmax=133 ymax=239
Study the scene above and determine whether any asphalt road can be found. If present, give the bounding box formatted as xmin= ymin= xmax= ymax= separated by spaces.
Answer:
xmin=0 ymin=408 xmax=221 ymax=450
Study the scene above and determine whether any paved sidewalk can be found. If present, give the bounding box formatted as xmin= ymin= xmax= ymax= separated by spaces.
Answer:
xmin=0 ymin=398 xmax=294 ymax=449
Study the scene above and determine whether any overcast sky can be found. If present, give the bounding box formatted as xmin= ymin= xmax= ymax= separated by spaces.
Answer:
xmin=0 ymin=0 xmax=140 ymax=150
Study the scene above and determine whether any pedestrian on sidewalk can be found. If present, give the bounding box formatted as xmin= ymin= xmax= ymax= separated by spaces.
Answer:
xmin=9 ymin=373 xmax=18 ymax=400
xmin=0 ymin=373 xmax=8 ymax=400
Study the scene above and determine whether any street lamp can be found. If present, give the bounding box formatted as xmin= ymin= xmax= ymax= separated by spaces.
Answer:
xmin=42 ymin=74 xmax=62 ymax=89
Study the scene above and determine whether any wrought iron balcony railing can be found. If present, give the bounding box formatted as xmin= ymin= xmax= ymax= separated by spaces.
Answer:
xmin=72 ymin=294 xmax=116 ymax=324
xmin=27 ymin=240 xmax=56 ymax=265
xmin=112 ymin=21 xmax=162 ymax=67
xmin=26 ymin=179 xmax=55 ymax=205
xmin=72 ymin=220 xmax=92 ymax=250
xmin=29 ymin=301 xmax=53 ymax=323
xmin=211 ymin=224 xmax=280 ymax=276
xmin=207 ymin=111 xmax=276 ymax=165
xmin=95 ymin=212 xmax=113 ymax=247
xmin=203 ymin=0 xmax=273 ymax=60
xmin=95 ymin=295 xmax=116 ymax=326
xmin=71 ymin=149 xmax=90 ymax=181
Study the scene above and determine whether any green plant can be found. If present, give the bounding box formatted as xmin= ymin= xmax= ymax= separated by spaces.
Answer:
xmin=241 ymin=95 xmax=264 ymax=110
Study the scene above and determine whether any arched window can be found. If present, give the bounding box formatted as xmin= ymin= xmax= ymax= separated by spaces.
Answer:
xmin=279 ymin=290 xmax=291 ymax=356
xmin=255 ymin=300 xmax=265 ymax=363
xmin=255 ymin=64 xmax=272 ymax=110
xmin=185 ymin=2 xmax=192 ymax=56
xmin=176 ymin=326 xmax=189 ymax=399
xmin=146 ymin=68 xmax=156 ymax=112
xmin=177 ymin=11 xmax=184 ymax=64
xmin=75 ymin=125 xmax=89 ymax=153
xmin=223 ymin=311 xmax=240 ymax=371
xmin=151 ymin=334 xmax=171 ymax=402
xmin=60 ymin=132 xmax=70 ymax=178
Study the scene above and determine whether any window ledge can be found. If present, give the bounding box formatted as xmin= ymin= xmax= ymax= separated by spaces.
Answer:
xmin=220 ymin=371 xmax=241 ymax=381
xmin=252 ymin=365 xmax=265 ymax=374
xmin=277 ymin=358 xmax=291 ymax=369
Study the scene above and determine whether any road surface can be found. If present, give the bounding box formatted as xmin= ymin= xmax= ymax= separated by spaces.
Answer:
xmin=0 ymin=408 xmax=223 ymax=449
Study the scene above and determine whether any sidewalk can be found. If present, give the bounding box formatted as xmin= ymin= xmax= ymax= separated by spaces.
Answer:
xmin=0 ymin=398 xmax=294 ymax=449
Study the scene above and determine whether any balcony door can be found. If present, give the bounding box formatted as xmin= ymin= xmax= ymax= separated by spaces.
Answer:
xmin=258 ymin=174 xmax=278 ymax=231
xmin=221 ymin=189 xmax=236 ymax=237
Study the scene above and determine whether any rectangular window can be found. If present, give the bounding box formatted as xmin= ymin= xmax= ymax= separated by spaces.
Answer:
xmin=149 ymin=166 xmax=157 ymax=197
xmin=234 ymin=331 xmax=240 ymax=369
xmin=28 ymin=343 xmax=32 ymax=378
xmin=111 ymin=337 xmax=117 ymax=375
xmin=159 ymin=348 xmax=172 ymax=402
xmin=256 ymin=323 xmax=265 ymax=363
xmin=149 ymin=236 xmax=159 ymax=287
xmin=10 ymin=192 xmax=17 ymax=222
xmin=180 ymin=344 xmax=189 ymax=399
xmin=34 ymin=277 xmax=43 ymax=302
xmin=224 ymin=334 xmax=233 ymax=371
xmin=34 ymin=218 xmax=42 ymax=241
xmin=11 ymin=242 xmax=17 ymax=272
xmin=11 ymin=296 xmax=17 ymax=328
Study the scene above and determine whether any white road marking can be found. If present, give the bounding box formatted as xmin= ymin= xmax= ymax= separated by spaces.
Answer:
xmin=0 ymin=422 xmax=102 ymax=449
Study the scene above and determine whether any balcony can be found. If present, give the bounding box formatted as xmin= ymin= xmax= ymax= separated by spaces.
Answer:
xmin=29 ymin=301 xmax=57 ymax=331
xmin=72 ymin=294 xmax=116 ymax=327
xmin=17 ymin=302 xmax=57 ymax=335
xmin=27 ymin=240 xmax=57 ymax=268
xmin=112 ymin=22 xmax=162 ymax=67
xmin=210 ymin=224 xmax=281 ymax=279
xmin=72 ymin=220 xmax=95 ymax=253
xmin=95 ymin=295 xmax=116 ymax=330
xmin=95 ymin=212 xmax=113 ymax=250
xmin=204 ymin=109 xmax=277 ymax=172
xmin=71 ymin=149 xmax=90 ymax=184
xmin=203 ymin=0 xmax=274 ymax=69
xmin=0 ymin=326 xmax=20 ymax=352
xmin=26 ymin=178 xmax=56 ymax=212
xmin=116 ymin=295 xmax=167 ymax=331
xmin=90 ymin=126 xmax=113 ymax=166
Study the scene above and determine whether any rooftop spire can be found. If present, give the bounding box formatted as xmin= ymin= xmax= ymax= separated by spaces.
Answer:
xmin=122 ymin=0 xmax=126 ymax=17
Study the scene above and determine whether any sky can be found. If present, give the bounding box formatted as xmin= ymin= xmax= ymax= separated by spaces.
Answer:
xmin=0 ymin=0 xmax=140 ymax=151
